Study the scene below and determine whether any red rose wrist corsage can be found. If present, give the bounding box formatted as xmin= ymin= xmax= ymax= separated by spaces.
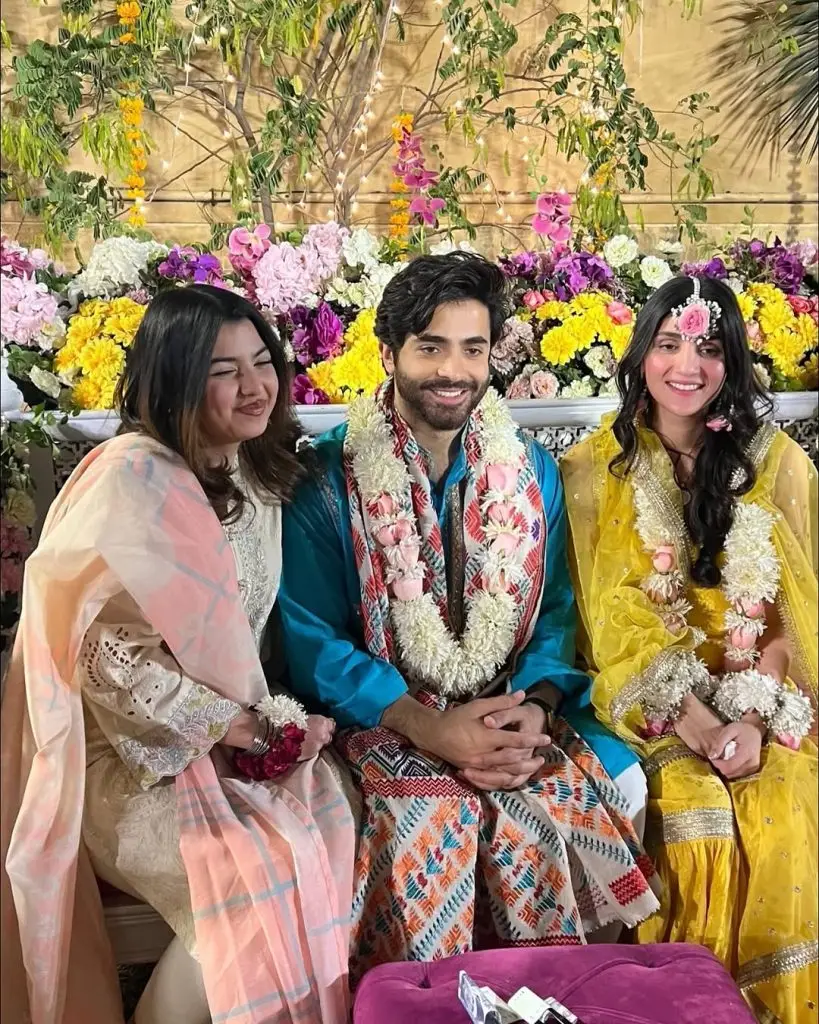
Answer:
xmin=234 ymin=694 xmax=308 ymax=781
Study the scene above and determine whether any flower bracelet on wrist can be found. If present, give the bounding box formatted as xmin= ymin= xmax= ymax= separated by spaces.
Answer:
xmin=234 ymin=694 xmax=308 ymax=782
xmin=640 ymin=651 xmax=713 ymax=738
xmin=712 ymin=669 xmax=814 ymax=749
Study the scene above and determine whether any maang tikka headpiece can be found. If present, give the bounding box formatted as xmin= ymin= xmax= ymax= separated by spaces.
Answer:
xmin=670 ymin=277 xmax=722 ymax=343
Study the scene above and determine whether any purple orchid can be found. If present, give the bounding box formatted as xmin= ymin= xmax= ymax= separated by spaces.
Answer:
xmin=552 ymin=251 xmax=613 ymax=300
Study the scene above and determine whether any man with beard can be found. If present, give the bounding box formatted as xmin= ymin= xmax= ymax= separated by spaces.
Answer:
xmin=279 ymin=253 xmax=656 ymax=975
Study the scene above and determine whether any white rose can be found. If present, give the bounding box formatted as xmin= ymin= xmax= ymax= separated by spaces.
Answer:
xmin=583 ymin=343 xmax=615 ymax=379
xmin=29 ymin=365 xmax=63 ymax=400
xmin=602 ymin=234 xmax=639 ymax=269
xmin=560 ymin=376 xmax=596 ymax=399
xmin=599 ymin=377 xmax=620 ymax=397
xmin=726 ymin=275 xmax=744 ymax=295
xmin=640 ymin=255 xmax=674 ymax=289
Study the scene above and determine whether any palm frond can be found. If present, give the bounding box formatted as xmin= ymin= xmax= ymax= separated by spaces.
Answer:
xmin=710 ymin=0 xmax=818 ymax=162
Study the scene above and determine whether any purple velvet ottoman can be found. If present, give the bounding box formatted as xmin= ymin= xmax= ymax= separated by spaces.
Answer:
xmin=353 ymin=944 xmax=756 ymax=1024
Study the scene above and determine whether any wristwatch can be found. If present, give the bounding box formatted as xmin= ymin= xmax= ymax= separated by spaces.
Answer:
xmin=523 ymin=696 xmax=556 ymax=734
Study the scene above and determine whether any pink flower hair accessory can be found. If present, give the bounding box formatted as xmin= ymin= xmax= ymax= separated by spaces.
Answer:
xmin=705 ymin=415 xmax=733 ymax=432
xmin=671 ymin=277 xmax=722 ymax=343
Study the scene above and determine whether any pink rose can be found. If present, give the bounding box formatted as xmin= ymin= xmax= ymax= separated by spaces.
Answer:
xmin=729 ymin=627 xmax=757 ymax=651
xmin=738 ymin=599 xmax=764 ymax=618
xmin=487 ymin=501 xmax=516 ymax=525
xmin=485 ymin=464 xmax=520 ymax=495
xmin=643 ymin=717 xmax=669 ymax=738
xmin=506 ymin=373 xmax=532 ymax=400
xmin=606 ymin=301 xmax=633 ymax=326
xmin=530 ymin=370 xmax=559 ymax=400
xmin=787 ymin=295 xmax=812 ymax=315
xmin=391 ymin=576 xmax=424 ymax=601
xmin=491 ymin=532 xmax=521 ymax=556
xmin=652 ymin=546 xmax=676 ymax=574
xmin=676 ymin=302 xmax=711 ymax=339
xmin=523 ymin=290 xmax=545 ymax=310
xmin=375 ymin=519 xmax=413 ymax=547
xmin=540 ymin=290 xmax=557 ymax=302
xmin=775 ymin=733 xmax=800 ymax=750
xmin=372 ymin=494 xmax=396 ymax=518
xmin=745 ymin=320 xmax=763 ymax=351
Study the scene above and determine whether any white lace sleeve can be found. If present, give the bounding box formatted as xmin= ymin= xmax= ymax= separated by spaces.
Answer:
xmin=80 ymin=597 xmax=242 ymax=789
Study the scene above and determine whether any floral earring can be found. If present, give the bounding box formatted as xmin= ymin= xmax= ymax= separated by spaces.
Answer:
xmin=706 ymin=402 xmax=735 ymax=432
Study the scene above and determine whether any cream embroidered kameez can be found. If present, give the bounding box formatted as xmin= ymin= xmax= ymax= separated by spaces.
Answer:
xmin=562 ymin=419 xmax=818 ymax=1024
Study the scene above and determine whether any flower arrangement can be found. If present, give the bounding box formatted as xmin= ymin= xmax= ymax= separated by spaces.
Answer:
xmin=53 ymin=297 xmax=146 ymax=409
xmin=2 ymin=223 xmax=817 ymax=423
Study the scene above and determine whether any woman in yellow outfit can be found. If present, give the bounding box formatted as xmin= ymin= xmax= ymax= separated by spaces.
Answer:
xmin=562 ymin=274 xmax=817 ymax=1024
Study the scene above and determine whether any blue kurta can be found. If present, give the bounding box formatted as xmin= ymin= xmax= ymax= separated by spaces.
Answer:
xmin=279 ymin=424 xmax=635 ymax=779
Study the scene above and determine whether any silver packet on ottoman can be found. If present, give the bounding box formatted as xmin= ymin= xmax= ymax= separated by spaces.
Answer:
xmin=458 ymin=971 xmax=504 ymax=1024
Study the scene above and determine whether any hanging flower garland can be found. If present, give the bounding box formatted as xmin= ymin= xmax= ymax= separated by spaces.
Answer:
xmin=388 ymin=114 xmax=413 ymax=243
xmin=116 ymin=0 xmax=147 ymax=228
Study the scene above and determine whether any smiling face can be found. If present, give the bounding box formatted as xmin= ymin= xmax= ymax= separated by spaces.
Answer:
xmin=643 ymin=314 xmax=726 ymax=421
xmin=381 ymin=298 xmax=491 ymax=432
xmin=200 ymin=318 xmax=279 ymax=453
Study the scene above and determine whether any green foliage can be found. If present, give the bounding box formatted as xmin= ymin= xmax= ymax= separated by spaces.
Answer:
xmin=711 ymin=0 xmax=818 ymax=161
xmin=1 ymin=0 xmax=717 ymax=247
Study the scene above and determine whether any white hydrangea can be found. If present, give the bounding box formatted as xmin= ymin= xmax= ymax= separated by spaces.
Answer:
xmin=602 ymin=234 xmax=639 ymax=269
xmin=342 ymin=227 xmax=381 ymax=270
xmin=327 ymin=261 xmax=406 ymax=309
xmin=640 ymin=255 xmax=674 ymax=289
xmin=74 ymin=236 xmax=167 ymax=297
xmin=429 ymin=238 xmax=477 ymax=256
xmin=560 ymin=376 xmax=596 ymax=399
xmin=583 ymin=343 xmax=615 ymax=379
xmin=599 ymin=377 xmax=620 ymax=398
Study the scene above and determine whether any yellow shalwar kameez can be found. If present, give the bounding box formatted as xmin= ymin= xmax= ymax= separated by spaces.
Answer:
xmin=562 ymin=418 xmax=818 ymax=1024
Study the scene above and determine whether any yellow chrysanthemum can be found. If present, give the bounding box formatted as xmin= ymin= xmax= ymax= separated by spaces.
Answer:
xmin=71 ymin=376 xmax=103 ymax=410
xmin=540 ymin=324 xmax=581 ymax=365
xmin=765 ymin=327 xmax=805 ymax=377
xmin=796 ymin=312 xmax=818 ymax=354
xmin=65 ymin=313 xmax=105 ymax=349
xmin=736 ymin=292 xmax=757 ymax=322
xmin=800 ymin=353 xmax=818 ymax=390
xmin=306 ymin=309 xmax=386 ymax=402
xmin=609 ymin=324 xmax=634 ymax=361
xmin=535 ymin=300 xmax=569 ymax=322
xmin=78 ymin=338 xmax=125 ymax=378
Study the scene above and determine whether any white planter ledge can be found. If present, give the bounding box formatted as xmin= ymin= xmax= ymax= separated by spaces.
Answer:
xmin=3 ymin=392 xmax=817 ymax=442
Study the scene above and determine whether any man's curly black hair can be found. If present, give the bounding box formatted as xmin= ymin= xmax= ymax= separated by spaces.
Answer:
xmin=374 ymin=252 xmax=511 ymax=352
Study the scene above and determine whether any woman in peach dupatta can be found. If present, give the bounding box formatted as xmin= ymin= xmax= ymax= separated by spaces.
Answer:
xmin=1 ymin=285 xmax=356 ymax=1024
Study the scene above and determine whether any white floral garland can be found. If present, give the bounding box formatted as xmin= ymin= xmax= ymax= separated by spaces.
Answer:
xmin=632 ymin=482 xmax=813 ymax=745
xmin=346 ymin=389 xmax=532 ymax=696
xmin=256 ymin=694 xmax=308 ymax=731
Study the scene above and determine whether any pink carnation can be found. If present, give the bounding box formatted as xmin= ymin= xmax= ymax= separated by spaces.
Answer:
xmin=506 ymin=370 xmax=533 ymax=399
xmin=676 ymin=302 xmax=711 ymax=339
xmin=788 ymin=295 xmax=812 ymax=315
xmin=530 ymin=370 xmax=559 ymax=399
xmin=0 ymin=275 xmax=60 ymax=347
xmin=606 ymin=301 xmax=633 ymax=325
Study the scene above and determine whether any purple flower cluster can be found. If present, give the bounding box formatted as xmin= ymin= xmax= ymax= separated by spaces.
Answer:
xmin=292 ymin=374 xmax=330 ymax=405
xmin=158 ymin=246 xmax=225 ymax=286
xmin=552 ymin=251 xmax=614 ymax=300
xmin=729 ymin=237 xmax=813 ymax=295
xmin=681 ymin=257 xmax=728 ymax=280
xmin=499 ymin=250 xmax=557 ymax=285
xmin=289 ymin=302 xmax=344 ymax=365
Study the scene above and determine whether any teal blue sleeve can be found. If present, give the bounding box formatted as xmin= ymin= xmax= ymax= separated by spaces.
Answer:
xmin=509 ymin=441 xmax=591 ymax=708
xmin=278 ymin=476 xmax=408 ymax=729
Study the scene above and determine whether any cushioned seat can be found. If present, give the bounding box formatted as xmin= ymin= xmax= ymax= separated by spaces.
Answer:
xmin=353 ymin=944 xmax=756 ymax=1024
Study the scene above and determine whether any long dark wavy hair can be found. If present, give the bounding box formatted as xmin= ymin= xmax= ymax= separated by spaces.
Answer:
xmin=116 ymin=284 xmax=303 ymax=522
xmin=610 ymin=275 xmax=773 ymax=586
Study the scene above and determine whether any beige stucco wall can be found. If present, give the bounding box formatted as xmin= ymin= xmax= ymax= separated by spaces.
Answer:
xmin=2 ymin=0 xmax=817 ymax=255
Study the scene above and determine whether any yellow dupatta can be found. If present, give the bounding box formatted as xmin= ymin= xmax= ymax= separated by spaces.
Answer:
xmin=1 ymin=433 xmax=354 ymax=1024
xmin=562 ymin=418 xmax=818 ymax=1024
xmin=561 ymin=417 xmax=817 ymax=749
